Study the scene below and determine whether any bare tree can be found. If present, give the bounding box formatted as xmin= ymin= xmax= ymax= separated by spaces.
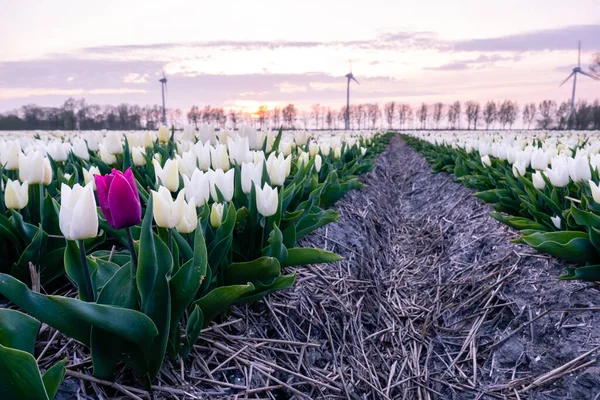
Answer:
xmin=384 ymin=101 xmax=396 ymax=129
xmin=311 ymin=104 xmax=321 ymax=129
xmin=447 ymin=101 xmax=461 ymax=129
xmin=256 ymin=105 xmax=269 ymax=129
xmin=556 ymin=101 xmax=570 ymax=129
xmin=432 ymin=102 xmax=444 ymax=129
xmin=591 ymin=52 xmax=600 ymax=76
xmin=536 ymin=100 xmax=556 ymax=129
xmin=483 ymin=101 xmax=497 ymax=129
xmin=465 ymin=101 xmax=480 ymax=130
xmin=228 ymin=109 xmax=241 ymax=130
xmin=416 ymin=103 xmax=428 ymax=129
xmin=522 ymin=103 xmax=537 ymax=129
xmin=367 ymin=103 xmax=380 ymax=129
xmin=325 ymin=107 xmax=334 ymax=130
xmin=397 ymin=104 xmax=411 ymax=129
xmin=271 ymin=107 xmax=281 ymax=129
xmin=282 ymin=104 xmax=297 ymax=129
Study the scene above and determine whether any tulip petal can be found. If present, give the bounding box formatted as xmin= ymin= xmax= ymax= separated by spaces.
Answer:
xmin=94 ymin=174 xmax=114 ymax=226
xmin=107 ymin=173 xmax=142 ymax=229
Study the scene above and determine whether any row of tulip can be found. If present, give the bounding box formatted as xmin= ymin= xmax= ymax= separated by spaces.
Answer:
xmin=403 ymin=130 xmax=600 ymax=281
xmin=0 ymin=125 xmax=392 ymax=398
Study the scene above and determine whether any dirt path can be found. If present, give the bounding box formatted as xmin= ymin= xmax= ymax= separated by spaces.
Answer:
xmin=55 ymin=135 xmax=600 ymax=399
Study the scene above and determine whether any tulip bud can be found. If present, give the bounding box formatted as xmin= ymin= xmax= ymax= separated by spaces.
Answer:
xmin=153 ymin=158 xmax=179 ymax=192
xmin=532 ymin=171 xmax=546 ymax=190
xmin=151 ymin=186 xmax=186 ymax=228
xmin=530 ymin=149 xmax=548 ymax=170
xmin=333 ymin=146 xmax=342 ymax=159
xmin=589 ymin=180 xmax=600 ymax=203
xmin=46 ymin=142 xmax=70 ymax=162
xmin=210 ymin=203 xmax=225 ymax=228
xmin=5 ymin=179 xmax=28 ymax=210
xmin=546 ymin=157 xmax=570 ymax=187
xmin=158 ymin=125 xmax=171 ymax=143
xmin=320 ymin=142 xmax=331 ymax=157
xmin=176 ymin=151 xmax=197 ymax=179
xmin=95 ymin=168 xmax=142 ymax=229
xmin=183 ymin=169 xmax=210 ymax=207
xmin=241 ymin=162 xmax=263 ymax=194
xmin=176 ymin=198 xmax=198 ymax=234
xmin=131 ymin=147 xmax=147 ymax=166
xmin=255 ymin=183 xmax=278 ymax=217
xmin=266 ymin=153 xmax=290 ymax=186
xmin=83 ymin=166 xmax=101 ymax=187
xmin=315 ymin=155 xmax=322 ymax=172
xmin=42 ymin=158 xmax=52 ymax=185
xmin=253 ymin=151 xmax=265 ymax=166
xmin=360 ymin=147 xmax=367 ymax=156
xmin=551 ymin=215 xmax=561 ymax=230
xmin=59 ymin=183 xmax=99 ymax=240
xmin=298 ymin=152 xmax=310 ymax=169
xmin=227 ymin=136 xmax=252 ymax=165
xmin=309 ymin=141 xmax=319 ymax=157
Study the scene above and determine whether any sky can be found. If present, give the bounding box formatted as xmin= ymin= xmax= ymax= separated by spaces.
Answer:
xmin=1 ymin=0 xmax=600 ymax=114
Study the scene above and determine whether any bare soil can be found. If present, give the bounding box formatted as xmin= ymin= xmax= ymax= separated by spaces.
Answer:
xmin=45 ymin=134 xmax=600 ymax=399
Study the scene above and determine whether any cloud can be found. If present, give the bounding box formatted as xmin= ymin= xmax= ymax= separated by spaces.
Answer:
xmin=454 ymin=24 xmax=600 ymax=52
xmin=0 ymin=87 xmax=146 ymax=100
xmin=425 ymin=54 xmax=522 ymax=71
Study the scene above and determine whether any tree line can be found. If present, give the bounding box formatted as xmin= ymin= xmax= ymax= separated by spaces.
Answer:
xmin=1 ymin=97 xmax=600 ymax=131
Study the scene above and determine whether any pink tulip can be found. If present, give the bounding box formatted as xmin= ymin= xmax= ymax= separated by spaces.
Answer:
xmin=94 ymin=168 xmax=141 ymax=229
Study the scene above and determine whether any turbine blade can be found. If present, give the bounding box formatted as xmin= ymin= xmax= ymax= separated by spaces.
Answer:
xmin=559 ymin=72 xmax=574 ymax=87
xmin=580 ymin=70 xmax=600 ymax=81
xmin=351 ymin=76 xmax=359 ymax=84
xmin=578 ymin=40 xmax=581 ymax=67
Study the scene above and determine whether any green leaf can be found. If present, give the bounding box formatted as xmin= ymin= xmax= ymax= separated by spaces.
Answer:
xmin=11 ymin=224 xmax=48 ymax=285
xmin=191 ymin=283 xmax=255 ymax=328
xmin=64 ymin=240 xmax=97 ymax=302
xmin=283 ymin=247 xmax=343 ymax=266
xmin=234 ymin=272 xmax=296 ymax=305
xmin=520 ymin=231 xmax=598 ymax=263
xmin=559 ymin=265 xmax=600 ymax=281
xmin=0 ymin=273 xmax=158 ymax=349
xmin=225 ymin=257 xmax=281 ymax=286
xmin=41 ymin=359 xmax=67 ymax=400
xmin=168 ymin=226 xmax=207 ymax=358
xmin=0 ymin=309 xmax=40 ymax=355
xmin=0 ymin=344 xmax=50 ymax=400
xmin=182 ymin=305 xmax=203 ymax=359
xmin=137 ymin=195 xmax=172 ymax=381
xmin=490 ymin=211 xmax=548 ymax=232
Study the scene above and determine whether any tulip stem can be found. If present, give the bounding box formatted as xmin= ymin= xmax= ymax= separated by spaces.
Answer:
xmin=39 ymin=183 xmax=45 ymax=228
xmin=77 ymin=240 xmax=95 ymax=302
xmin=125 ymin=227 xmax=138 ymax=271
xmin=168 ymin=228 xmax=173 ymax=255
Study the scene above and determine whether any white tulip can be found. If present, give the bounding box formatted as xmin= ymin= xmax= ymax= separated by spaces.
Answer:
xmin=320 ymin=142 xmax=331 ymax=157
xmin=512 ymin=161 xmax=527 ymax=178
xmin=309 ymin=141 xmax=319 ymax=157
xmin=315 ymin=154 xmax=322 ymax=172
xmin=255 ymin=183 xmax=278 ymax=217
xmin=210 ymin=144 xmax=230 ymax=171
xmin=59 ymin=183 xmax=98 ymax=240
xmin=151 ymin=186 xmax=186 ymax=228
xmin=227 ymin=136 xmax=252 ymax=165
xmin=5 ymin=179 xmax=28 ymax=210
xmin=568 ymin=156 xmax=591 ymax=182
xmin=589 ymin=180 xmax=600 ymax=204
xmin=532 ymin=171 xmax=546 ymax=190
xmin=546 ymin=160 xmax=570 ymax=188
xmin=46 ymin=142 xmax=70 ymax=162
xmin=82 ymin=166 xmax=101 ymax=188
xmin=19 ymin=151 xmax=51 ymax=184
xmin=1 ymin=141 xmax=21 ymax=170
xmin=72 ymin=139 xmax=90 ymax=160
xmin=98 ymin=144 xmax=117 ymax=165
xmin=182 ymin=169 xmax=210 ymax=207
xmin=177 ymin=151 xmax=197 ymax=179
xmin=198 ymin=124 xmax=217 ymax=145
xmin=193 ymin=141 xmax=212 ymax=171
xmin=241 ymin=161 xmax=263 ymax=194
xmin=298 ymin=151 xmax=310 ymax=168
xmin=360 ymin=147 xmax=367 ymax=156
xmin=481 ymin=155 xmax=492 ymax=167
xmin=104 ymin=132 xmax=123 ymax=155
xmin=153 ymin=158 xmax=179 ymax=192
xmin=253 ymin=151 xmax=265 ymax=166
xmin=550 ymin=215 xmax=561 ymax=230
xmin=158 ymin=126 xmax=171 ymax=143
xmin=266 ymin=153 xmax=291 ymax=186
xmin=131 ymin=147 xmax=147 ymax=166
xmin=530 ymin=149 xmax=549 ymax=170
xmin=208 ymin=169 xmax=235 ymax=202
xmin=210 ymin=203 xmax=225 ymax=228
xmin=176 ymin=198 xmax=198 ymax=234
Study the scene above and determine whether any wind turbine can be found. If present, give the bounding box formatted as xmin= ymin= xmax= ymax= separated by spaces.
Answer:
xmin=559 ymin=41 xmax=599 ymax=120
xmin=159 ymin=70 xmax=168 ymax=126
xmin=344 ymin=65 xmax=359 ymax=130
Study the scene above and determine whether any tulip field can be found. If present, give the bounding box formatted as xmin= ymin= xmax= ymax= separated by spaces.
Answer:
xmin=0 ymin=125 xmax=392 ymax=399
xmin=404 ymin=130 xmax=600 ymax=279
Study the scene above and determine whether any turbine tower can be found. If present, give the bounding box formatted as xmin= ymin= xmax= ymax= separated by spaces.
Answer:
xmin=159 ymin=71 xmax=168 ymax=126
xmin=559 ymin=41 xmax=599 ymax=120
xmin=344 ymin=67 xmax=359 ymax=130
